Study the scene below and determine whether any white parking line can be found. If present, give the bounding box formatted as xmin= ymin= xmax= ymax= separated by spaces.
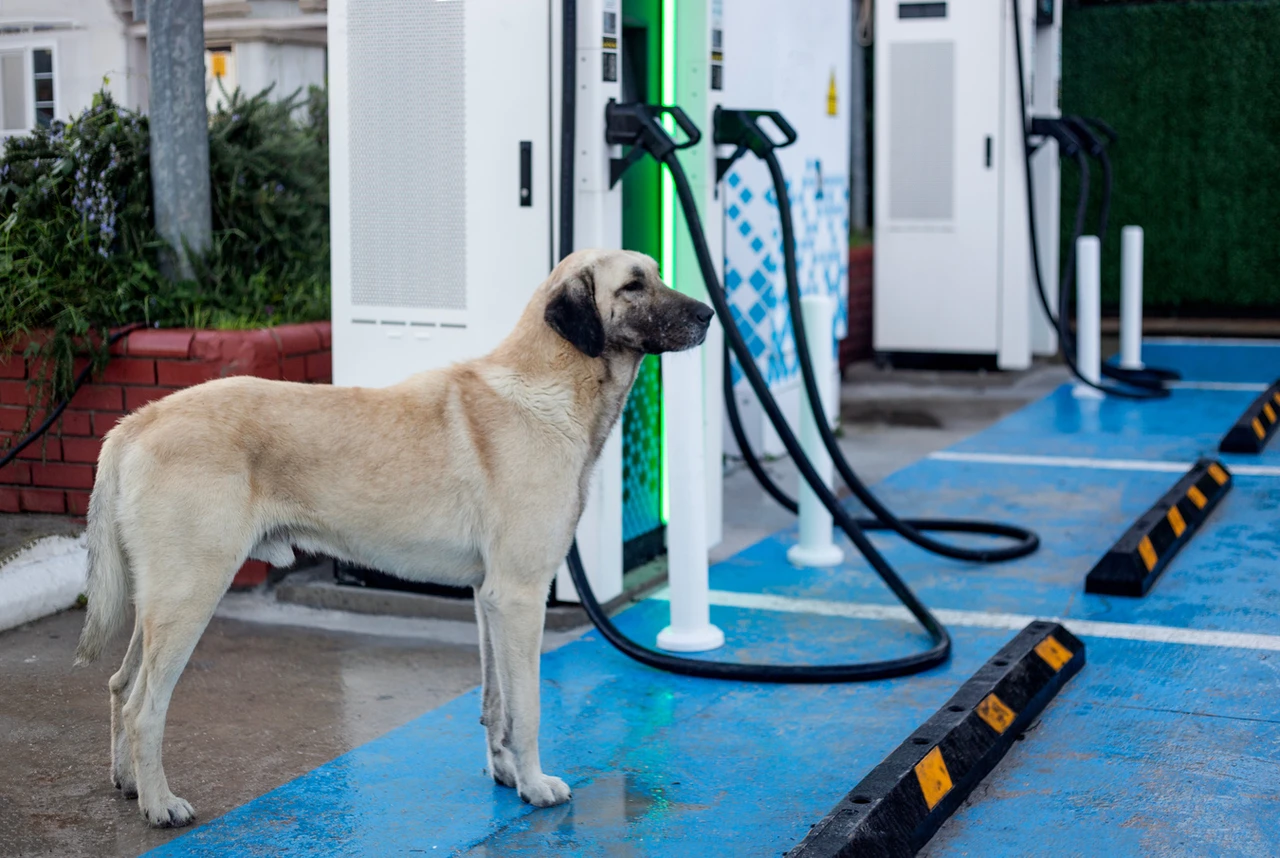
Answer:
xmin=926 ymin=450 xmax=1280 ymax=478
xmin=648 ymin=589 xmax=1280 ymax=652
xmin=1167 ymin=381 xmax=1268 ymax=391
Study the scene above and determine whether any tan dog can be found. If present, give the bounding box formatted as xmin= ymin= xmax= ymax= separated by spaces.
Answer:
xmin=75 ymin=249 xmax=713 ymax=828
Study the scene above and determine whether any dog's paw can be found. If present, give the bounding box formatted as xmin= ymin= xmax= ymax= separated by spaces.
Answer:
xmin=518 ymin=774 xmax=572 ymax=808
xmin=488 ymin=747 xmax=518 ymax=788
xmin=140 ymin=793 xmax=196 ymax=829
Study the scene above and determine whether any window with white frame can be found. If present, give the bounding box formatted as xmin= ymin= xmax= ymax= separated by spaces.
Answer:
xmin=0 ymin=46 xmax=56 ymax=135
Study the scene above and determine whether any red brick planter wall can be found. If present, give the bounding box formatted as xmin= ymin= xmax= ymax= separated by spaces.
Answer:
xmin=840 ymin=245 xmax=874 ymax=372
xmin=0 ymin=322 xmax=332 ymax=588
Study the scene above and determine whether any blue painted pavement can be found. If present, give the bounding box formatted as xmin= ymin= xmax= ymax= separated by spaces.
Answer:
xmin=150 ymin=340 xmax=1280 ymax=857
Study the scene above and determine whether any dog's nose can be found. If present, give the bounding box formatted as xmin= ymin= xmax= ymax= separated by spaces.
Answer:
xmin=694 ymin=303 xmax=714 ymax=326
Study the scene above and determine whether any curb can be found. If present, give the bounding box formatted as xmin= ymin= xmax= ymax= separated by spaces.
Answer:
xmin=788 ymin=621 xmax=1085 ymax=858
xmin=1219 ymin=381 xmax=1280 ymax=453
xmin=1086 ymin=458 xmax=1231 ymax=597
xmin=0 ymin=534 xmax=88 ymax=634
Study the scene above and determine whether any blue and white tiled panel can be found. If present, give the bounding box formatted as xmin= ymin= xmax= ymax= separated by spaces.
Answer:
xmin=723 ymin=157 xmax=849 ymax=391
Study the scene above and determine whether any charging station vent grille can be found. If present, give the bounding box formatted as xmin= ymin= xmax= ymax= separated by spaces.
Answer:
xmin=348 ymin=0 xmax=466 ymax=309
xmin=888 ymin=41 xmax=954 ymax=221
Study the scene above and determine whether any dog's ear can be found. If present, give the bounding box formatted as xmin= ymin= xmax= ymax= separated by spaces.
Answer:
xmin=545 ymin=269 xmax=605 ymax=358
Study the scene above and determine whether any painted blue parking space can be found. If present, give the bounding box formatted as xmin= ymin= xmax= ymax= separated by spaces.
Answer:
xmin=149 ymin=616 xmax=1015 ymax=858
xmin=1140 ymin=338 xmax=1280 ymax=384
xmin=711 ymin=463 xmax=1280 ymax=633
xmin=150 ymin=341 xmax=1280 ymax=857
xmin=947 ymin=386 xmax=1280 ymax=465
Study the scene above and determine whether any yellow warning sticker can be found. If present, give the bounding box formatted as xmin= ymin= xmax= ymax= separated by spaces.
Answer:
xmin=976 ymin=693 xmax=1016 ymax=735
xmin=211 ymin=52 xmax=227 ymax=78
xmin=1034 ymin=635 xmax=1074 ymax=671
xmin=827 ymin=71 xmax=838 ymax=116
xmin=1187 ymin=485 xmax=1207 ymax=509
xmin=1167 ymin=506 xmax=1186 ymax=537
xmin=1265 ymin=403 xmax=1277 ymax=424
xmin=1208 ymin=463 xmax=1229 ymax=485
xmin=1137 ymin=535 xmax=1157 ymax=572
xmin=1252 ymin=418 xmax=1266 ymax=439
xmin=914 ymin=747 xmax=952 ymax=811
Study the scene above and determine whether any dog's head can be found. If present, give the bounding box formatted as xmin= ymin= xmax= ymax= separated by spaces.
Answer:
xmin=544 ymin=250 xmax=714 ymax=358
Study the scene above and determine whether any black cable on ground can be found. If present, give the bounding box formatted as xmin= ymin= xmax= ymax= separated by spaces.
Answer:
xmin=756 ymin=142 xmax=1039 ymax=562
xmin=566 ymin=131 xmax=951 ymax=682
xmin=0 ymin=324 xmax=146 ymax=470
xmin=722 ymin=337 xmax=1035 ymax=549
xmin=1011 ymin=0 xmax=1167 ymax=401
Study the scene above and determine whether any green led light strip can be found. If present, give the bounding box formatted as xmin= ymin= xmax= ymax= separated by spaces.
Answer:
xmin=659 ymin=0 xmax=675 ymax=524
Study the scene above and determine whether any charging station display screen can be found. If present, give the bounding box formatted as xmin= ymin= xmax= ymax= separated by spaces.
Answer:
xmin=898 ymin=2 xmax=947 ymax=19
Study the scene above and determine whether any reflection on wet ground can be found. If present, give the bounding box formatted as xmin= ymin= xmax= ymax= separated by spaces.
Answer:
xmin=0 ymin=608 xmax=486 ymax=858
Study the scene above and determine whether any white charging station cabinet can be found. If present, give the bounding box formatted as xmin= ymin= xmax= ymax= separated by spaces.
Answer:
xmin=329 ymin=0 xmax=551 ymax=388
xmin=328 ymin=0 xmax=625 ymax=604
xmin=872 ymin=0 xmax=1062 ymax=368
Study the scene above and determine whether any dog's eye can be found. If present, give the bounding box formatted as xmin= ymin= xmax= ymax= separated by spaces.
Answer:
xmin=619 ymin=281 xmax=645 ymax=294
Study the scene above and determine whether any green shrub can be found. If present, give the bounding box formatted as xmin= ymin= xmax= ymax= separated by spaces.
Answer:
xmin=0 ymin=85 xmax=330 ymax=431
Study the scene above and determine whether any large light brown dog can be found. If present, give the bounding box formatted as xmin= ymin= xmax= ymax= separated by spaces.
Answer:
xmin=75 ymin=248 xmax=713 ymax=828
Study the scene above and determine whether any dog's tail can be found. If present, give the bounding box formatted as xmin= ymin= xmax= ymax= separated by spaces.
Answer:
xmin=75 ymin=434 xmax=131 ymax=665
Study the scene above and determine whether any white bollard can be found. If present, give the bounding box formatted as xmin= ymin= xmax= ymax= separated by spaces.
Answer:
xmin=1073 ymin=235 xmax=1105 ymax=400
xmin=657 ymin=346 xmax=724 ymax=653
xmin=1120 ymin=226 xmax=1145 ymax=371
xmin=786 ymin=295 xmax=845 ymax=568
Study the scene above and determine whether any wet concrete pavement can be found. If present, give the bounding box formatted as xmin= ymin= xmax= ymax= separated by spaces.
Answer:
xmin=0 ymin=606 xmax=489 ymax=857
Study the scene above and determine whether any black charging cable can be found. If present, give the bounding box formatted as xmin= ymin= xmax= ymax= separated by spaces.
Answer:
xmin=563 ymin=101 xmax=950 ymax=682
xmin=1062 ymin=114 xmax=1179 ymax=390
xmin=1012 ymin=0 xmax=1168 ymax=401
xmin=714 ymin=108 xmax=1039 ymax=563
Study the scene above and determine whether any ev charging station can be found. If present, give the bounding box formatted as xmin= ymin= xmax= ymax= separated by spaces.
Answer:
xmin=327 ymin=0 xmax=850 ymax=612
xmin=328 ymin=0 xmax=629 ymax=605
xmin=872 ymin=0 xmax=1062 ymax=368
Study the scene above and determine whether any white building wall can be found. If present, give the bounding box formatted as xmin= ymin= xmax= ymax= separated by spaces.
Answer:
xmin=0 ymin=0 xmax=132 ymax=133
xmin=234 ymin=41 xmax=325 ymax=103
xmin=1 ymin=0 xmax=326 ymax=131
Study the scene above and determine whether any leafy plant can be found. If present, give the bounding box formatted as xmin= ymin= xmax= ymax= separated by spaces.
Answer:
xmin=0 ymin=85 xmax=330 ymax=434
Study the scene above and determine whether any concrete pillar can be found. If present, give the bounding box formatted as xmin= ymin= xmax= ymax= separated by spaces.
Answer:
xmin=849 ymin=0 xmax=869 ymax=233
xmin=147 ymin=0 xmax=212 ymax=280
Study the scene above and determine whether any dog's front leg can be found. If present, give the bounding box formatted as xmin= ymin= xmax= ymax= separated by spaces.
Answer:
xmin=474 ymin=593 xmax=518 ymax=788
xmin=476 ymin=581 xmax=571 ymax=808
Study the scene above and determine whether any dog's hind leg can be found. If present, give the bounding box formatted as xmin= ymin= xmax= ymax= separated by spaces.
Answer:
xmin=474 ymin=594 xmax=517 ymax=788
xmin=109 ymin=613 xmax=143 ymax=798
xmin=124 ymin=555 xmax=236 ymax=828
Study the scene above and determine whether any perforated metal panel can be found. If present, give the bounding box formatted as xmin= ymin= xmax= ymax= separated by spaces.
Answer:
xmin=348 ymin=0 xmax=466 ymax=309
xmin=888 ymin=41 xmax=954 ymax=221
